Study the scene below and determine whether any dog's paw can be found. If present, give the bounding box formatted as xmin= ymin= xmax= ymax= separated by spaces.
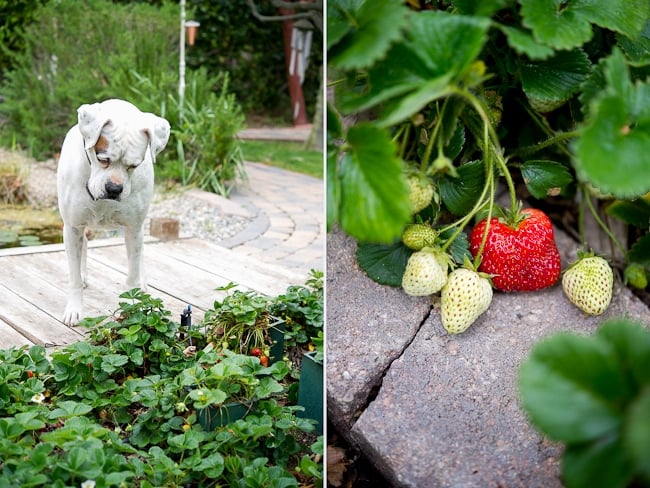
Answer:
xmin=62 ymin=298 xmax=83 ymax=326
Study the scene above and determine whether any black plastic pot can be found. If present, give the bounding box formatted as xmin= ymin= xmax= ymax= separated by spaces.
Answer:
xmin=197 ymin=401 xmax=254 ymax=430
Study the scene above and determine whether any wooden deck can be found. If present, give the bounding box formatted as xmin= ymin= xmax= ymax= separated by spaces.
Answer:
xmin=0 ymin=237 xmax=305 ymax=349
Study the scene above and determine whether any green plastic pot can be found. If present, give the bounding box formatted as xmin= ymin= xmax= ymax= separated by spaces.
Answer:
xmin=268 ymin=320 xmax=285 ymax=364
xmin=297 ymin=351 xmax=323 ymax=433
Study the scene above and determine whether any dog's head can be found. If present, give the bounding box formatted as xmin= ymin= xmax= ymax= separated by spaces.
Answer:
xmin=78 ymin=99 xmax=170 ymax=201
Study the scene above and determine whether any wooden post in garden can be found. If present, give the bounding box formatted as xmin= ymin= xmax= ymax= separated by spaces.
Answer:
xmin=280 ymin=8 xmax=309 ymax=127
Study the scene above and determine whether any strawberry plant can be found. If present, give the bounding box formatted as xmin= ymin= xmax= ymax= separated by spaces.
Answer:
xmin=0 ymin=288 xmax=324 ymax=486
xmin=328 ymin=0 xmax=650 ymax=308
xmin=519 ymin=318 xmax=650 ymax=488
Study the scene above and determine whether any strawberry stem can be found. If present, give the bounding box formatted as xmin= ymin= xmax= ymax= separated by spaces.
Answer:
xmin=456 ymin=88 xmax=518 ymax=216
xmin=581 ymin=184 xmax=627 ymax=257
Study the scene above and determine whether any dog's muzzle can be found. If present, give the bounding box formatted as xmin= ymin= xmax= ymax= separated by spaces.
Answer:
xmin=85 ymin=181 xmax=123 ymax=201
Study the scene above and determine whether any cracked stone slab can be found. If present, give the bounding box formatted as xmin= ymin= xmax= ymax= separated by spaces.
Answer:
xmin=327 ymin=226 xmax=650 ymax=487
xmin=326 ymin=229 xmax=431 ymax=430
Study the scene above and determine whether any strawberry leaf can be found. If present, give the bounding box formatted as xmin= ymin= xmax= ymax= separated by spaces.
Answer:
xmin=497 ymin=25 xmax=554 ymax=60
xmin=327 ymin=0 xmax=408 ymax=70
xmin=518 ymin=332 xmax=626 ymax=444
xmin=616 ymin=19 xmax=650 ymax=66
xmin=573 ymin=50 xmax=650 ymax=198
xmin=623 ymin=390 xmax=650 ymax=477
xmin=438 ymin=227 xmax=472 ymax=265
xmin=520 ymin=0 xmax=650 ymax=50
xmin=521 ymin=49 xmax=591 ymax=113
xmin=605 ymin=200 xmax=650 ymax=229
xmin=356 ymin=241 xmax=412 ymax=287
xmin=629 ymin=234 xmax=650 ymax=267
xmin=439 ymin=160 xmax=485 ymax=216
xmin=521 ymin=160 xmax=573 ymax=199
xmin=452 ymin=0 xmax=510 ymax=17
xmin=340 ymin=11 xmax=490 ymax=125
xmin=563 ymin=437 xmax=633 ymax=488
xmin=338 ymin=123 xmax=411 ymax=243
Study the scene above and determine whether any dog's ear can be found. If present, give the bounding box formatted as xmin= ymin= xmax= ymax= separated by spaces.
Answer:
xmin=142 ymin=114 xmax=171 ymax=163
xmin=78 ymin=103 xmax=111 ymax=150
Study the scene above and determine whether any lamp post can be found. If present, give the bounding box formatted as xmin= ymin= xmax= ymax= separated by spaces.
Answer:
xmin=179 ymin=0 xmax=199 ymax=125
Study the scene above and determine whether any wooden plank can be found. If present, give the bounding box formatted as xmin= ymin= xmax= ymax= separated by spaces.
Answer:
xmin=89 ymin=244 xmax=229 ymax=311
xmin=10 ymin=251 xmax=204 ymax=325
xmin=0 ymin=283 xmax=84 ymax=347
xmin=0 ymin=236 xmax=158 ymax=257
xmin=0 ymin=317 xmax=34 ymax=349
xmin=148 ymin=238 xmax=304 ymax=296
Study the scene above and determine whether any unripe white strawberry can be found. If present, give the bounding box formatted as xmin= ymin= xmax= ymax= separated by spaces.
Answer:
xmin=402 ymin=247 xmax=449 ymax=296
xmin=562 ymin=254 xmax=613 ymax=315
xmin=407 ymin=175 xmax=435 ymax=214
xmin=441 ymin=268 xmax=493 ymax=334
xmin=402 ymin=224 xmax=436 ymax=250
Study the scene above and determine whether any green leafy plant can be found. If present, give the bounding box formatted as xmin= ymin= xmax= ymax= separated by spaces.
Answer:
xmin=327 ymin=0 xmax=650 ymax=294
xmin=519 ymin=318 xmax=650 ymax=488
xmin=272 ymin=270 xmax=324 ymax=351
xmin=204 ymin=285 xmax=280 ymax=361
xmin=173 ymin=70 xmax=247 ymax=196
xmin=0 ymin=288 xmax=323 ymax=486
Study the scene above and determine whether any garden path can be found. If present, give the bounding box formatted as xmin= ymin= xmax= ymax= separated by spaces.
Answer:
xmin=327 ymin=226 xmax=650 ymax=487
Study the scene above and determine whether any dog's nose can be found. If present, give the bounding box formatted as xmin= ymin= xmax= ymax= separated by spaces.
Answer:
xmin=105 ymin=181 xmax=123 ymax=199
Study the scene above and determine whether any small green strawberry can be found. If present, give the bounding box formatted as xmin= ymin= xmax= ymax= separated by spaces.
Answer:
xmin=402 ymin=247 xmax=450 ymax=296
xmin=624 ymin=263 xmax=647 ymax=290
xmin=441 ymin=268 xmax=493 ymax=334
xmin=407 ymin=175 xmax=435 ymax=214
xmin=402 ymin=224 xmax=436 ymax=250
xmin=562 ymin=253 xmax=613 ymax=315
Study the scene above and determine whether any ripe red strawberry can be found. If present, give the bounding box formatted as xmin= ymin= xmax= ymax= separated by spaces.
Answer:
xmin=469 ymin=207 xmax=561 ymax=291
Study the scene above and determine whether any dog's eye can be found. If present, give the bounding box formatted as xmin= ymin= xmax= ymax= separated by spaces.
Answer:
xmin=97 ymin=157 xmax=111 ymax=168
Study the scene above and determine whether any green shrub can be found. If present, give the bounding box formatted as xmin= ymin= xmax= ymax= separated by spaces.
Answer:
xmin=128 ymin=68 xmax=247 ymax=195
xmin=0 ymin=0 xmax=178 ymax=158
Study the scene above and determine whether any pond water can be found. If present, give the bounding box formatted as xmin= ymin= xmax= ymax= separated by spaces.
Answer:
xmin=0 ymin=206 xmax=63 ymax=249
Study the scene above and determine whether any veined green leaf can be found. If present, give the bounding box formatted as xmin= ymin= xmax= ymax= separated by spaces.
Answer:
xmin=498 ymin=25 xmax=554 ymax=60
xmin=616 ymin=19 xmax=650 ymax=66
xmin=574 ymin=50 xmax=650 ymax=198
xmin=596 ymin=319 xmax=650 ymax=389
xmin=328 ymin=0 xmax=408 ymax=70
xmin=629 ymin=234 xmax=650 ymax=267
xmin=339 ymin=124 xmax=411 ymax=243
xmin=520 ymin=0 xmax=649 ymax=50
xmin=521 ymin=160 xmax=573 ymax=199
xmin=356 ymin=241 xmax=412 ymax=286
xmin=562 ymin=436 xmax=633 ymax=488
xmin=606 ymin=199 xmax=650 ymax=229
xmin=438 ymin=227 xmax=472 ymax=265
xmin=518 ymin=333 xmax=626 ymax=443
xmin=452 ymin=0 xmax=511 ymax=17
xmin=521 ymin=49 xmax=591 ymax=113
xmin=341 ymin=11 xmax=490 ymax=123
xmin=439 ymin=160 xmax=485 ymax=216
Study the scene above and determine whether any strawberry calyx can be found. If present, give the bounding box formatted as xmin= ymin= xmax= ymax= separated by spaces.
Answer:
xmin=460 ymin=255 xmax=494 ymax=285
xmin=495 ymin=201 xmax=528 ymax=230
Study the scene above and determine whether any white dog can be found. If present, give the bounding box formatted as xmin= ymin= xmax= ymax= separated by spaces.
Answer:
xmin=57 ymin=99 xmax=170 ymax=325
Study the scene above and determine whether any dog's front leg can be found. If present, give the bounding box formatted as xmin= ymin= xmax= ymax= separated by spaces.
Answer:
xmin=124 ymin=224 xmax=147 ymax=291
xmin=62 ymin=225 xmax=87 ymax=326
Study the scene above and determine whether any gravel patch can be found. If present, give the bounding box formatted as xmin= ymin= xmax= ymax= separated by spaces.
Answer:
xmin=146 ymin=191 xmax=252 ymax=242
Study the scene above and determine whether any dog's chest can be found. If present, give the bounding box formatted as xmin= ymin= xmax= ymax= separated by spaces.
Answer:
xmin=85 ymin=200 xmax=146 ymax=229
